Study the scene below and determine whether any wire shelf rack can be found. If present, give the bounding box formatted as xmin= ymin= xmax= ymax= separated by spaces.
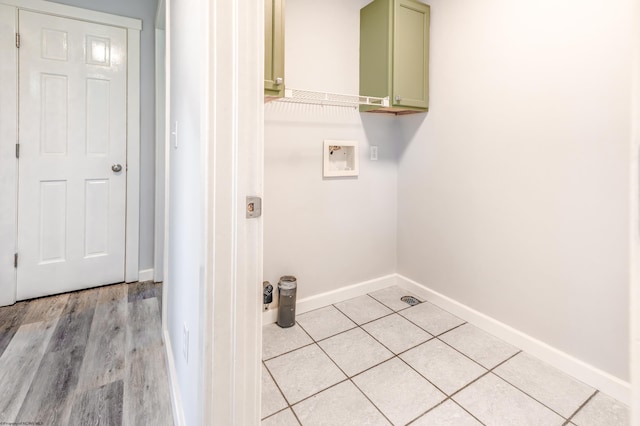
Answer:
xmin=275 ymin=88 xmax=389 ymax=109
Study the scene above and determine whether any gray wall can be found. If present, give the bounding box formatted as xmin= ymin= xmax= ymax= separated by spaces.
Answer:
xmin=167 ymin=0 xmax=208 ymax=423
xmin=397 ymin=0 xmax=632 ymax=381
xmin=264 ymin=0 xmax=398 ymax=301
xmin=49 ymin=0 xmax=158 ymax=272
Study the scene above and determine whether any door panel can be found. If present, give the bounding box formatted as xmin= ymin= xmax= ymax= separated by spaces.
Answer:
xmin=17 ymin=10 xmax=127 ymax=300
xmin=264 ymin=0 xmax=284 ymax=97
xmin=393 ymin=0 xmax=429 ymax=108
xmin=39 ymin=180 xmax=67 ymax=263
xmin=84 ymin=179 xmax=110 ymax=257
xmin=41 ymin=74 xmax=69 ymax=154
xmin=86 ymin=79 xmax=111 ymax=155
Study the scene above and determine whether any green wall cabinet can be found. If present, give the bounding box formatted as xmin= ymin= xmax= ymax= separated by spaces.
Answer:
xmin=265 ymin=0 xmax=285 ymax=100
xmin=360 ymin=0 xmax=430 ymax=114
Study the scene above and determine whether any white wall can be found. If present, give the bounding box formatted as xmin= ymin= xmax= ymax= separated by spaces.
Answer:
xmin=631 ymin=0 xmax=640 ymax=418
xmin=166 ymin=0 xmax=207 ymax=423
xmin=397 ymin=0 xmax=633 ymax=381
xmin=264 ymin=0 xmax=398 ymax=301
xmin=49 ymin=0 xmax=158 ymax=271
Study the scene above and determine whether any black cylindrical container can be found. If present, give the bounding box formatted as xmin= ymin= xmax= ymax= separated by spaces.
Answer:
xmin=276 ymin=276 xmax=297 ymax=328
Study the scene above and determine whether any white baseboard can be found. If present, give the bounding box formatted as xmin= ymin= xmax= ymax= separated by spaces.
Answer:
xmin=138 ymin=268 xmax=155 ymax=282
xmin=162 ymin=328 xmax=186 ymax=426
xmin=396 ymin=274 xmax=631 ymax=405
xmin=262 ymin=274 xmax=397 ymax=325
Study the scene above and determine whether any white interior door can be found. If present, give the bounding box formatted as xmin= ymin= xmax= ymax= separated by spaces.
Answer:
xmin=17 ymin=10 xmax=128 ymax=300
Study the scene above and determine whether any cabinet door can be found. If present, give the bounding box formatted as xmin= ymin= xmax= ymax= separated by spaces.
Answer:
xmin=392 ymin=0 xmax=429 ymax=109
xmin=265 ymin=0 xmax=285 ymax=98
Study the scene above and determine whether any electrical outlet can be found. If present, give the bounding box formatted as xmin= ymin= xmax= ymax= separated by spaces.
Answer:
xmin=370 ymin=146 xmax=378 ymax=161
xmin=183 ymin=323 xmax=189 ymax=362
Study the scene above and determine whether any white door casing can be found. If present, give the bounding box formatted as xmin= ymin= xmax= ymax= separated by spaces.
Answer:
xmin=0 ymin=5 xmax=18 ymax=306
xmin=17 ymin=10 xmax=127 ymax=300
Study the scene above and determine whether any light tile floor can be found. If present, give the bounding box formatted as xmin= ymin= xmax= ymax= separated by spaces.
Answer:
xmin=261 ymin=286 xmax=629 ymax=426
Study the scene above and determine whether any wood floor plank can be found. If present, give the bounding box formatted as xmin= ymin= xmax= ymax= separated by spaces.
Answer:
xmin=61 ymin=288 xmax=100 ymax=317
xmin=127 ymin=281 xmax=157 ymax=303
xmin=16 ymin=345 xmax=85 ymax=425
xmin=0 ymin=283 xmax=172 ymax=426
xmin=46 ymin=290 xmax=98 ymax=353
xmin=76 ymin=285 xmax=127 ymax=392
xmin=46 ymin=309 xmax=95 ymax=354
xmin=126 ymin=298 xmax=163 ymax=352
xmin=22 ymin=293 xmax=70 ymax=325
xmin=68 ymin=380 xmax=124 ymax=426
xmin=123 ymin=347 xmax=172 ymax=426
xmin=98 ymin=283 xmax=127 ymax=304
xmin=0 ymin=300 xmax=29 ymax=324
xmin=123 ymin=297 xmax=171 ymax=426
xmin=0 ymin=301 xmax=29 ymax=358
xmin=0 ymin=319 xmax=58 ymax=423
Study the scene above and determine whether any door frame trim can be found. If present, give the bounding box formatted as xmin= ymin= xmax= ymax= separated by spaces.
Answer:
xmin=203 ymin=0 xmax=263 ymax=423
xmin=0 ymin=5 xmax=18 ymax=307
xmin=154 ymin=2 xmax=166 ymax=284
xmin=630 ymin=0 xmax=640 ymax=421
xmin=125 ymin=27 xmax=141 ymax=283
xmin=0 ymin=0 xmax=141 ymax=29
xmin=2 ymin=0 xmax=143 ymax=293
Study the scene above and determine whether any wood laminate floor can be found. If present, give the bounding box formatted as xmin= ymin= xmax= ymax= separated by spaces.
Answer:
xmin=0 ymin=281 xmax=173 ymax=426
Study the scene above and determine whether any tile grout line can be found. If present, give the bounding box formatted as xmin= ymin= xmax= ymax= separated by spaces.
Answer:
xmin=489 ymin=364 xmax=580 ymax=421
xmin=436 ymin=348 xmax=578 ymax=425
xmin=330 ymin=301 xmax=454 ymax=423
xmin=562 ymin=390 xmax=598 ymax=425
xmin=331 ymin=301 xmax=394 ymax=329
xmin=353 ymin=301 xmax=526 ymax=425
xmin=259 ymin=406 xmax=293 ymax=423
xmin=374 ymin=301 xmax=580 ymax=423
xmin=261 ymin=360 xmax=294 ymax=419
xmin=267 ymin=297 xmax=480 ymax=424
xmin=348 ymin=377 xmax=396 ymax=425
xmin=298 ymin=318 xmax=395 ymax=425
xmin=392 ymin=298 xmax=603 ymax=422
xmin=433 ymin=334 xmax=494 ymax=371
xmin=262 ymin=293 xmax=598 ymax=425
xmin=262 ymin=340 xmax=317 ymax=363
xmin=353 ymin=308 xmax=488 ymax=425
xmin=404 ymin=350 xmax=527 ymax=426
xmin=450 ymin=399 xmax=488 ymax=426
xmin=295 ymin=315 xmax=396 ymax=425
xmin=292 ymin=321 xmax=349 ymax=423
xmin=366 ymin=289 xmax=423 ymax=314
xmin=265 ymin=324 xmax=307 ymax=425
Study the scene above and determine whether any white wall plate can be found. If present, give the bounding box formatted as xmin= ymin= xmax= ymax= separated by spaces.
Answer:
xmin=323 ymin=140 xmax=359 ymax=177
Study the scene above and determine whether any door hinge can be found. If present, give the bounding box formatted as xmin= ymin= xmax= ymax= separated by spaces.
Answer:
xmin=15 ymin=143 xmax=19 ymax=158
xmin=14 ymin=253 xmax=18 ymax=268
xmin=15 ymin=33 xmax=20 ymax=48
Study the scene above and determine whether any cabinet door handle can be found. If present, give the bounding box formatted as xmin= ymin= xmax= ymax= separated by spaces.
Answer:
xmin=275 ymin=77 xmax=283 ymax=85
xmin=395 ymin=95 xmax=401 ymax=102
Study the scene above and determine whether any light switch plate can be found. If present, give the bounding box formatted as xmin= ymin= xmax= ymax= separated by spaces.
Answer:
xmin=370 ymin=146 xmax=378 ymax=161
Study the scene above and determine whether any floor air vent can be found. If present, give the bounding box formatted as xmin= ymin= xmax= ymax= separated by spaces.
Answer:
xmin=400 ymin=296 xmax=421 ymax=306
